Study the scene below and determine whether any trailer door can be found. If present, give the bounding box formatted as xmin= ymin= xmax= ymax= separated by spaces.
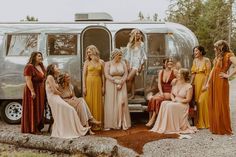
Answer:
xmin=81 ymin=26 xmax=112 ymax=62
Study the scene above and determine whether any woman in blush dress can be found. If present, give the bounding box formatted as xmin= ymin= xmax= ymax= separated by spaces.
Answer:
xmin=58 ymin=72 xmax=101 ymax=132
xmin=146 ymin=58 xmax=176 ymax=127
xmin=151 ymin=68 xmax=197 ymax=134
xmin=104 ymin=49 xmax=131 ymax=130
xmin=125 ymin=28 xmax=147 ymax=99
xmin=45 ymin=64 xmax=90 ymax=138
xmin=206 ymin=40 xmax=236 ymax=135
xmin=21 ymin=51 xmax=46 ymax=134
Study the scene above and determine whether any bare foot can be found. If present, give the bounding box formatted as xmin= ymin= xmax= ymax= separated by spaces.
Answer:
xmin=89 ymin=129 xmax=95 ymax=135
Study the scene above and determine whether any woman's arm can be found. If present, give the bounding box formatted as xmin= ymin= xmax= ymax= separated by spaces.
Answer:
xmin=179 ymin=86 xmax=193 ymax=104
xmin=202 ymin=58 xmax=211 ymax=91
xmin=158 ymin=70 xmax=164 ymax=96
xmin=104 ymin=62 xmax=114 ymax=82
xmin=190 ymin=59 xmax=196 ymax=84
xmin=47 ymin=76 xmax=61 ymax=95
xmin=220 ymin=56 xmax=236 ymax=78
xmin=82 ymin=61 xmax=88 ymax=96
xmin=121 ymin=62 xmax=128 ymax=85
xmin=101 ymin=60 xmax=105 ymax=95
xmin=25 ymin=76 xmax=36 ymax=99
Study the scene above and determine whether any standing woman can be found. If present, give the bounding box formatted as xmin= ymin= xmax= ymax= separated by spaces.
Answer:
xmin=191 ymin=46 xmax=211 ymax=129
xmin=83 ymin=45 xmax=105 ymax=126
xmin=125 ymin=28 xmax=147 ymax=99
xmin=21 ymin=51 xmax=46 ymax=134
xmin=206 ymin=40 xmax=236 ymax=135
xmin=104 ymin=49 xmax=131 ymax=130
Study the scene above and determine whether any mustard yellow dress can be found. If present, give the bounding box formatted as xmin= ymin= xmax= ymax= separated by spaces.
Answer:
xmin=85 ymin=63 xmax=103 ymax=123
xmin=191 ymin=58 xmax=210 ymax=128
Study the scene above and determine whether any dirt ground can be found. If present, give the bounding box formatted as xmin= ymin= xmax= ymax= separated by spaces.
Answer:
xmin=0 ymin=79 xmax=236 ymax=156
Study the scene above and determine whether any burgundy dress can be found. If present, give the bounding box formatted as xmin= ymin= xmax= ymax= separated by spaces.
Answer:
xmin=147 ymin=70 xmax=175 ymax=114
xmin=21 ymin=63 xmax=46 ymax=133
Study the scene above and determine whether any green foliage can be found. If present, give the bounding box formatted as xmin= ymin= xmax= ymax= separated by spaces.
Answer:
xmin=166 ymin=0 xmax=236 ymax=60
xmin=21 ymin=15 xmax=38 ymax=22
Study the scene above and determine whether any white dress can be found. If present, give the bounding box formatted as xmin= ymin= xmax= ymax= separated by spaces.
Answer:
xmin=125 ymin=42 xmax=147 ymax=70
xmin=46 ymin=75 xmax=89 ymax=138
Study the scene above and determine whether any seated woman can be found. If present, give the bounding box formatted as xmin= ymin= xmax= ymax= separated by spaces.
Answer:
xmin=146 ymin=58 xmax=176 ymax=127
xmin=150 ymin=68 xmax=197 ymax=134
xmin=45 ymin=63 xmax=92 ymax=138
xmin=57 ymin=72 xmax=101 ymax=130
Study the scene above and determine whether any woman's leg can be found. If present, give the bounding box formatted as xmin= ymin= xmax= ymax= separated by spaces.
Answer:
xmin=127 ymin=69 xmax=137 ymax=99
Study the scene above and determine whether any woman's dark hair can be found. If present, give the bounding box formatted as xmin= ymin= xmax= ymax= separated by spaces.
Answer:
xmin=27 ymin=51 xmax=43 ymax=66
xmin=179 ymin=68 xmax=190 ymax=82
xmin=46 ymin=63 xmax=57 ymax=77
xmin=193 ymin=46 xmax=206 ymax=56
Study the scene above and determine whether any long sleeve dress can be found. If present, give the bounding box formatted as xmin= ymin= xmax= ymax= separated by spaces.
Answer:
xmin=104 ymin=61 xmax=131 ymax=130
xmin=46 ymin=75 xmax=89 ymax=138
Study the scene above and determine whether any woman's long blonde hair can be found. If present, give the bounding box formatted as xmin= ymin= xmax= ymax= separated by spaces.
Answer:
xmin=85 ymin=45 xmax=100 ymax=61
xmin=128 ymin=28 xmax=142 ymax=48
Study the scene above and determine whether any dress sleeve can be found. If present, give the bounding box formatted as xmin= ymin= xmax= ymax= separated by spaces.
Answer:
xmin=140 ymin=42 xmax=147 ymax=65
xmin=24 ymin=64 xmax=34 ymax=76
xmin=191 ymin=60 xmax=196 ymax=74
xmin=124 ymin=44 xmax=131 ymax=62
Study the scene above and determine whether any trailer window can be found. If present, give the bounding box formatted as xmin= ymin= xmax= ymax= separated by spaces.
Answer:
xmin=6 ymin=34 xmax=38 ymax=56
xmin=47 ymin=34 xmax=77 ymax=55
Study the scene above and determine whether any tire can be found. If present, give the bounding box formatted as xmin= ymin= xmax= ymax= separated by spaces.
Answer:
xmin=0 ymin=101 xmax=22 ymax=124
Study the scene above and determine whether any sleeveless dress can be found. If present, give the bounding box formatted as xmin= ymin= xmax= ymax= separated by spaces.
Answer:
xmin=191 ymin=58 xmax=210 ymax=128
xmin=85 ymin=63 xmax=103 ymax=122
xmin=147 ymin=70 xmax=175 ymax=114
xmin=151 ymin=83 xmax=197 ymax=134
xmin=208 ymin=52 xmax=234 ymax=135
xmin=60 ymin=84 xmax=93 ymax=126
xmin=46 ymin=76 xmax=89 ymax=138
xmin=104 ymin=61 xmax=131 ymax=130
xmin=21 ymin=63 xmax=45 ymax=133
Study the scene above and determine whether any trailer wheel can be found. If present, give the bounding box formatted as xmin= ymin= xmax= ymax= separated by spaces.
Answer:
xmin=0 ymin=101 xmax=22 ymax=124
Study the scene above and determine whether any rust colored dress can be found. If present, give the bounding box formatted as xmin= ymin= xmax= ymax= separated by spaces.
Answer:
xmin=147 ymin=70 xmax=175 ymax=114
xmin=21 ymin=63 xmax=46 ymax=133
xmin=208 ymin=52 xmax=234 ymax=135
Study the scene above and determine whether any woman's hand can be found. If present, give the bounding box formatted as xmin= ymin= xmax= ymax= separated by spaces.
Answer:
xmin=83 ymin=87 xmax=87 ymax=96
xmin=201 ymin=85 xmax=208 ymax=92
xmin=31 ymin=91 xmax=36 ymax=99
xmin=219 ymin=72 xmax=229 ymax=79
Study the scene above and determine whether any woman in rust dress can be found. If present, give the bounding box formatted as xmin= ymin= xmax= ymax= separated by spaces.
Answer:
xmin=206 ymin=40 xmax=236 ymax=135
xmin=21 ymin=51 xmax=46 ymax=134
xmin=146 ymin=58 xmax=176 ymax=127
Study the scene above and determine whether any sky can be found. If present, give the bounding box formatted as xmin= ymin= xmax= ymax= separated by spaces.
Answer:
xmin=0 ymin=0 xmax=171 ymax=22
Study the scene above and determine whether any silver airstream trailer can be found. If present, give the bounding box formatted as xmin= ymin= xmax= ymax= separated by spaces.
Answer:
xmin=0 ymin=13 xmax=198 ymax=123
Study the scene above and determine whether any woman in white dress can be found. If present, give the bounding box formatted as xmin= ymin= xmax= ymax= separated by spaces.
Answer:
xmin=151 ymin=68 xmax=197 ymax=134
xmin=125 ymin=28 xmax=147 ymax=99
xmin=45 ymin=63 xmax=90 ymax=138
xmin=104 ymin=49 xmax=131 ymax=130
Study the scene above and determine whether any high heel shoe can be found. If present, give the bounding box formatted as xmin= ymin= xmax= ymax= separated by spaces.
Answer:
xmin=90 ymin=118 xmax=101 ymax=125
xmin=145 ymin=119 xmax=155 ymax=127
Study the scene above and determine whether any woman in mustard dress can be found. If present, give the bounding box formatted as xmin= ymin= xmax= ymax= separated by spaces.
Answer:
xmin=83 ymin=45 xmax=105 ymax=129
xmin=206 ymin=40 xmax=236 ymax=135
xmin=191 ymin=46 xmax=211 ymax=129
